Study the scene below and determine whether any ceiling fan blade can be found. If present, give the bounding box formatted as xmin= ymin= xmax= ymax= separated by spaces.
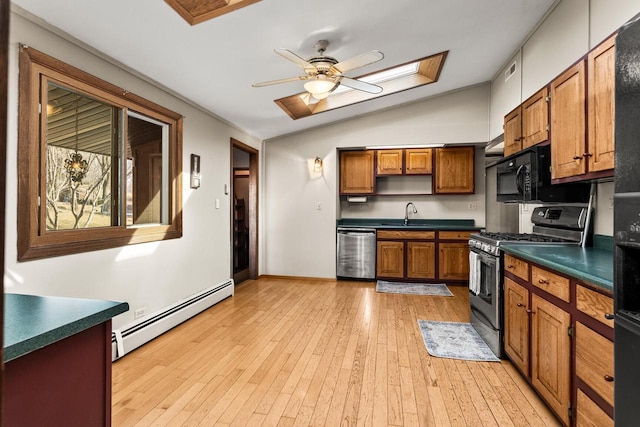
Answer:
xmin=333 ymin=50 xmax=384 ymax=74
xmin=275 ymin=48 xmax=318 ymax=73
xmin=252 ymin=75 xmax=307 ymax=87
xmin=339 ymin=77 xmax=383 ymax=94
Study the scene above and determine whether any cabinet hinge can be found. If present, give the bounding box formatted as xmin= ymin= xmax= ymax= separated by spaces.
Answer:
xmin=545 ymin=124 xmax=550 ymax=131
xmin=568 ymin=405 xmax=573 ymax=419
xmin=38 ymin=103 xmax=42 ymax=114
xmin=37 ymin=196 xmax=40 ymax=207
xmin=568 ymin=325 xmax=574 ymax=337
xmin=546 ymin=95 xmax=551 ymax=102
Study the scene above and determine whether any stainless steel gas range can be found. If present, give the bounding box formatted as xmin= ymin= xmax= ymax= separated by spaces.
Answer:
xmin=468 ymin=205 xmax=591 ymax=358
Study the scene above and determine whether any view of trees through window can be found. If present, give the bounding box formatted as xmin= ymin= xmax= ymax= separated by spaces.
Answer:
xmin=46 ymin=82 xmax=166 ymax=231
xmin=45 ymin=83 xmax=117 ymax=230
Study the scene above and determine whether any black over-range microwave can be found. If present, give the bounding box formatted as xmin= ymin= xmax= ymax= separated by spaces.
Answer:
xmin=496 ymin=144 xmax=591 ymax=203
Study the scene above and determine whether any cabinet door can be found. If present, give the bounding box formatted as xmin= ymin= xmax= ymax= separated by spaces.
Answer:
xmin=377 ymin=241 xmax=404 ymax=278
xmin=438 ymin=242 xmax=469 ymax=281
xmin=576 ymin=389 xmax=613 ymax=427
xmin=587 ymin=35 xmax=615 ymax=173
xmin=434 ymin=146 xmax=475 ymax=194
xmin=522 ymin=87 xmax=549 ymax=149
xmin=550 ymin=61 xmax=587 ymax=179
xmin=339 ymin=150 xmax=375 ymax=194
xmin=376 ymin=149 xmax=403 ymax=175
xmin=575 ymin=322 xmax=614 ymax=407
xmin=504 ymin=278 xmax=529 ymax=375
xmin=405 ymin=148 xmax=432 ymax=175
xmin=406 ymin=241 xmax=435 ymax=279
xmin=531 ymin=294 xmax=571 ymax=426
xmin=503 ymin=106 xmax=522 ymax=157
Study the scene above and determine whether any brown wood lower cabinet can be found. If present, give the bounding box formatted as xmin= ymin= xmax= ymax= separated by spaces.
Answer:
xmin=504 ymin=278 xmax=529 ymax=375
xmin=407 ymin=241 xmax=435 ymax=279
xmin=503 ymin=254 xmax=614 ymax=427
xmin=438 ymin=242 xmax=470 ymax=281
xmin=376 ymin=230 xmax=471 ymax=282
xmin=530 ymin=294 xmax=571 ymax=426
xmin=376 ymin=240 xmax=404 ymax=278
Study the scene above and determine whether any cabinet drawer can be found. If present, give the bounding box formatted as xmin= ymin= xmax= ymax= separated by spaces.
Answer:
xmin=576 ymin=389 xmax=613 ymax=427
xmin=504 ymin=254 xmax=529 ymax=281
xmin=531 ymin=266 xmax=570 ymax=302
xmin=377 ymin=230 xmax=435 ymax=240
xmin=576 ymin=285 xmax=614 ymax=328
xmin=575 ymin=322 xmax=614 ymax=407
xmin=438 ymin=231 xmax=472 ymax=240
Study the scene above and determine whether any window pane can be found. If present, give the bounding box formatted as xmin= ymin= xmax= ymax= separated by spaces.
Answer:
xmin=126 ymin=112 xmax=168 ymax=226
xmin=45 ymin=83 xmax=119 ymax=230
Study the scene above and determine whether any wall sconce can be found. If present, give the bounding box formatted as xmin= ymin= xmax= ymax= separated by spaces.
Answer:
xmin=313 ymin=157 xmax=323 ymax=173
xmin=190 ymin=154 xmax=201 ymax=189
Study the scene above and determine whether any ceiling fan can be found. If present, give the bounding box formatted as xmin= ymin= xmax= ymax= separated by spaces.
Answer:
xmin=252 ymin=40 xmax=384 ymax=101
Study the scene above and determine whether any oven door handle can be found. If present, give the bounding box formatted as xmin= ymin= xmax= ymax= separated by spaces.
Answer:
xmin=470 ymin=247 xmax=497 ymax=266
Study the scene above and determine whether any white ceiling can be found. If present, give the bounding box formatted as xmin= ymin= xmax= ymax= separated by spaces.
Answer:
xmin=12 ymin=0 xmax=557 ymax=141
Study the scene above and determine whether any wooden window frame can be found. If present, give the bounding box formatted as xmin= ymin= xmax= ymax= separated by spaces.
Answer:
xmin=18 ymin=46 xmax=183 ymax=261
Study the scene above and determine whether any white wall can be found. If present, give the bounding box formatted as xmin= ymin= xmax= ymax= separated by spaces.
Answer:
xmin=5 ymin=13 xmax=260 ymax=329
xmin=263 ymin=85 xmax=490 ymax=278
xmin=489 ymin=0 xmax=640 ymax=235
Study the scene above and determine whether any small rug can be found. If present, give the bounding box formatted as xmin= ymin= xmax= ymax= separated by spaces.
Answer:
xmin=376 ymin=280 xmax=453 ymax=296
xmin=417 ymin=320 xmax=500 ymax=362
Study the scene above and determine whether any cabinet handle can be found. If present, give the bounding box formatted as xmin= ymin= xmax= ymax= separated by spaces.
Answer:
xmin=604 ymin=374 xmax=614 ymax=382
xmin=538 ymin=279 xmax=549 ymax=284
xmin=507 ymin=265 xmax=515 ymax=269
xmin=516 ymin=303 xmax=525 ymax=307
xmin=526 ymin=309 xmax=536 ymax=314
xmin=573 ymin=155 xmax=582 ymax=160
xmin=583 ymin=153 xmax=593 ymax=158
xmin=604 ymin=313 xmax=614 ymax=320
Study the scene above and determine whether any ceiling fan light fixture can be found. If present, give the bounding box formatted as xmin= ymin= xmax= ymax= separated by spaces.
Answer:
xmin=303 ymin=78 xmax=335 ymax=96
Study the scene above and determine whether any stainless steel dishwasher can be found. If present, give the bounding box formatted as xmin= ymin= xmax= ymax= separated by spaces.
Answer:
xmin=336 ymin=227 xmax=376 ymax=280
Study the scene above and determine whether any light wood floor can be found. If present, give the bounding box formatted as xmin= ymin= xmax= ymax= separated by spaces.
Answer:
xmin=112 ymin=277 xmax=561 ymax=426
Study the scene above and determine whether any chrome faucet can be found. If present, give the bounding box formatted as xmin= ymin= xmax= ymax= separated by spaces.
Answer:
xmin=404 ymin=202 xmax=417 ymax=225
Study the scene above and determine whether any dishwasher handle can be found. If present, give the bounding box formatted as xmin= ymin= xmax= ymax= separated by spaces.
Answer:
xmin=337 ymin=227 xmax=377 ymax=235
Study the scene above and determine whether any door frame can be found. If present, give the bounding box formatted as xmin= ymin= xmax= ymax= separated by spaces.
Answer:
xmin=230 ymin=138 xmax=258 ymax=281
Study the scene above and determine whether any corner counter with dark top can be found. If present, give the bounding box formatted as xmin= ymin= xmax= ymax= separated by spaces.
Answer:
xmin=4 ymin=293 xmax=129 ymax=427
xmin=500 ymin=235 xmax=614 ymax=293
xmin=337 ymin=218 xmax=482 ymax=231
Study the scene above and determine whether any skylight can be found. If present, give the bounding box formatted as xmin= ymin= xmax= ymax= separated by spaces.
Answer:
xmin=332 ymin=62 xmax=421 ymax=95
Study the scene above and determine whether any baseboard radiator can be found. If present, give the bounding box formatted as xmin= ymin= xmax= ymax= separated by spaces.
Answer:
xmin=111 ymin=279 xmax=234 ymax=361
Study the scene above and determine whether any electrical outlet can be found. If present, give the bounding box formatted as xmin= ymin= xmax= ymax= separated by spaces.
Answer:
xmin=316 ymin=202 xmax=322 ymax=211
xmin=468 ymin=202 xmax=477 ymax=211
xmin=134 ymin=307 xmax=146 ymax=319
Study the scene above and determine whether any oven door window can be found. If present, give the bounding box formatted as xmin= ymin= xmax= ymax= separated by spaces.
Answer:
xmin=477 ymin=257 xmax=497 ymax=303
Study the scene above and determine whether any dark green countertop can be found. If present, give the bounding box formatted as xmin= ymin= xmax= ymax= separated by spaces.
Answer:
xmin=501 ymin=242 xmax=613 ymax=293
xmin=337 ymin=218 xmax=481 ymax=230
xmin=4 ymin=293 xmax=129 ymax=362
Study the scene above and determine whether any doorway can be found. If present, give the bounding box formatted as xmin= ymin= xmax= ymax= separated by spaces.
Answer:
xmin=231 ymin=139 xmax=258 ymax=284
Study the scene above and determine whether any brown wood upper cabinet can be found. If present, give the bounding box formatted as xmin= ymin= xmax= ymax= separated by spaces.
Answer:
xmin=376 ymin=148 xmax=432 ymax=175
xmin=522 ymin=87 xmax=549 ymax=149
xmin=434 ymin=146 xmax=474 ymax=194
xmin=339 ymin=150 xmax=375 ymax=195
xmin=503 ymin=88 xmax=549 ymax=158
xmin=503 ymin=106 xmax=522 ymax=157
xmin=550 ymin=60 xmax=587 ymax=179
xmin=551 ymin=35 xmax=615 ymax=180
xmin=587 ymin=35 xmax=615 ymax=173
